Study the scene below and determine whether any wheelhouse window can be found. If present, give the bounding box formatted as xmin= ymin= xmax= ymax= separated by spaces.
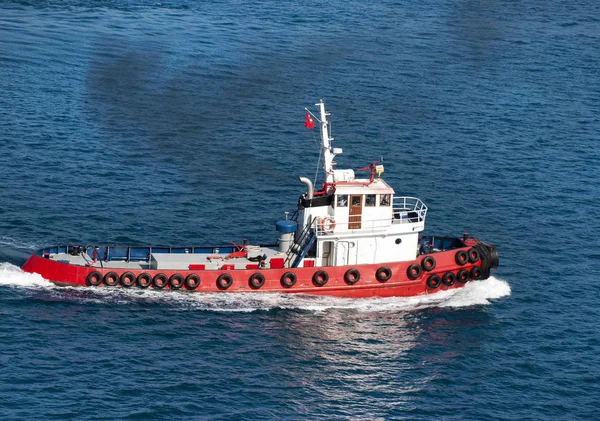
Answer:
xmin=336 ymin=194 xmax=348 ymax=207
xmin=365 ymin=194 xmax=376 ymax=206
xmin=380 ymin=194 xmax=391 ymax=206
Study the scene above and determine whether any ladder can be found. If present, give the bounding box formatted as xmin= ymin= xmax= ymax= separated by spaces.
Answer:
xmin=285 ymin=217 xmax=317 ymax=268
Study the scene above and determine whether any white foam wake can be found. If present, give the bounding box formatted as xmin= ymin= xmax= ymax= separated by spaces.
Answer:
xmin=0 ymin=262 xmax=50 ymax=288
xmin=0 ymin=262 xmax=510 ymax=312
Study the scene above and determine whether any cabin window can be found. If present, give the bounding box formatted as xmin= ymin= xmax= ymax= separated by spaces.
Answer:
xmin=365 ymin=194 xmax=376 ymax=207
xmin=351 ymin=195 xmax=361 ymax=206
xmin=380 ymin=194 xmax=391 ymax=206
xmin=336 ymin=194 xmax=348 ymax=208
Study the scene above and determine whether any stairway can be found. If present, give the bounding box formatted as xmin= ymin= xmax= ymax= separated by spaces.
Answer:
xmin=284 ymin=217 xmax=317 ymax=268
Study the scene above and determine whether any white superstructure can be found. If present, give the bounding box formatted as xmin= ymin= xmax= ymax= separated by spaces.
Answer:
xmin=288 ymin=100 xmax=428 ymax=268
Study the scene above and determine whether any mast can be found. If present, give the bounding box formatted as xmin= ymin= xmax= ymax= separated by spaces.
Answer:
xmin=317 ymin=99 xmax=339 ymax=183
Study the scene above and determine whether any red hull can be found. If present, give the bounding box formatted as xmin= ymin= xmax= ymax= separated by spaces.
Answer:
xmin=22 ymin=245 xmax=495 ymax=298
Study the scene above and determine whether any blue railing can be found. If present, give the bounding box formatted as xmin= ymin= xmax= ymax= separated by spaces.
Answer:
xmin=37 ymin=244 xmax=256 ymax=263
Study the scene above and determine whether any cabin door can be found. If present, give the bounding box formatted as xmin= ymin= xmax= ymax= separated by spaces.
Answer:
xmin=349 ymin=195 xmax=362 ymax=229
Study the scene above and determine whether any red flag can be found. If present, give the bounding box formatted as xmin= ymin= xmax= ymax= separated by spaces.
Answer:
xmin=304 ymin=111 xmax=315 ymax=129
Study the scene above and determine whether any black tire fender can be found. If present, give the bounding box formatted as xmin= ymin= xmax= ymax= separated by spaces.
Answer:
xmin=468 ymin=248 xmax=480 ymax=264
xmin=217 ymin=274 xmax=233 ymax=290
xmin=185 ymin=274 xmax=201 ymax=290
xmin=86 ymin=271 xmax=103 ymax=286
xmin=442 ymin=272 xmax=456 ymax=286
xmin=137 ymin=273 xmax=152 ymax=288
xmin=312 ymin=270 xmax=329 ymax=287
xmin=170 ymin=274 xmax=185 ymax=289
xmin=470 ymin=266 xmax=483 ymax=280
xmin=406 ymin=264 xmax=422 ymax=280
xmin=249 ymin=273 xmax=265 ymax=289
xmin=427 ymin=274 xmax=441 ymax=289
xmin=153 ymin=273 xmax=168 ymax=289
xmin=344 ymin=268 xmax=360 ymax=285
xmin=280 ymin=272 xmax=297 ymax=288
xmin=377 ymin=266 xmax=393 ymax=282
xmin=455 ymin=250 xmax=468 ymax=265
xmin=120 ymin=272 xmax=136 ymax=287
xmin=422 ymin=256 xmax=436 ymax=271
xmin=457 ymin=269 xmax=470 ymax=283
xmin=104 ymin=271 xmax=119 ymax=286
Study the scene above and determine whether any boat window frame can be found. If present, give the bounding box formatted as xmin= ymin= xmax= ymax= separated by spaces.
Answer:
xmin=380 ymin=194 xmax=391 ymax=206
xmin=336 ymin=194 xmax=348 ymax=208
xmin=365 ymin=194 xmax=377 ymax=207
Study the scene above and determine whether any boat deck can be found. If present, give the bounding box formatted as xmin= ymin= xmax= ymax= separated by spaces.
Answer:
xmin=40 ymin=244 xmax=283 ymax=271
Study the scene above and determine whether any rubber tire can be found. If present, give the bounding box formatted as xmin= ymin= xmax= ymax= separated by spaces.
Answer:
xmin=312 ymin=270 xmax=329 ymax=287
xmin=104 ymin=271 xmax=119 ymax=287
xmin=470 ymin=266 xmax=483 ymax=280
xmin=86 ymin=271 xmax=103 ymax=287
xmin=137 ymin=273 xmax=152 ymax=288
xmin=442 ymin=272 xmax=456 ymax=286
xmin=344 ymin=268 xmax=360 ymax=285
xmin=468 ymin=248 xmax=480 ymax=264
xmin=280 ymin=272 xmax=297 ymax=288
xmin=376 ymin=266 xmax=393 ymax=282
xmin=249 ymin=273 xmax=265 ymax=290
xmin=406 ymin=264 xmax=422 ymax=280
xmin=185 ymin=274 xmax=201 ymax=290
xmin=427 ymin=274 xmax=441 ymax=289
xmin=488 ymin=245 xmax=499 ymax=269
xmin=455 ymin=250 xmax=468 ymax=266
xmin=422 ymin=256 xmax=436 ymax=271
xmin=217 ymin=274 xmax=233 ymax=290
xmin=457 ymin=269 xmax=470 ymax=283
xmin=153 ymin=273 xmax=168 ymax=289
xmin=120 ymin=272 xmax=136 ymax=287
xmin=170 ymin=274 xmax=184 ymax=289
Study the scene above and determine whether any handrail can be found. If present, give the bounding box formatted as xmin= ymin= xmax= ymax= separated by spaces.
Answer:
xmin=284 ymin=216 xmax=317 ymax=267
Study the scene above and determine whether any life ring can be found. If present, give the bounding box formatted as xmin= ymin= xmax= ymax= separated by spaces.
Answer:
xmin=470 ymin=266 xmax=482 ymax=280
xmin=137 ymin=273 xmax=152 ymax=288
xmin=170 ymin=274 xmax=185 ymax=289
xmin=406 ymin=264 xmax=422 ymax=280
xmin=319 ymin=217 xmax=336 ymax=233
xmin=468 ymin=248 xmax=480 ymax=264
xmin=455 ymin=250 xmax=468 ymax=265
xmin=344 ymin=268 xmax=360 ymax=285
xmin=427 ymin=274 xmax=441 ymax=289
xmin=249 ymin=273 xmax=265 ymax=289
xmin=185 ymin=274 xmax=201 ymax=290
xmin=421 ymin=256 xmax=436 ymax=271
xmin=120 ymin=272 xmax=136 ymax=287
xmin=312 ymin=270 xmax=329 ymax=287
xmin=457 ymin=269 xmax=470 ymax=283
xmin=280 ymin=272 xmax=297 ymax=288
xmin=376 ymin=266 xmax=393 ymax=282
xmin=104 ymin=271 xmax=119 ymax=286
xmin=217 ymin=274 xmax=233 ymax=290
xmin=153 ymin=273 xmax=168 ymax=289
xmin=442 ymin=272 xmax=456 ymax=286
xmin=86 ymin=271 xmax=103 ymax=286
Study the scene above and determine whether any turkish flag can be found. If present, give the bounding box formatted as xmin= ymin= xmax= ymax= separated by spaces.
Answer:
xmin=304 ymin=111 xmax=315 ymax=129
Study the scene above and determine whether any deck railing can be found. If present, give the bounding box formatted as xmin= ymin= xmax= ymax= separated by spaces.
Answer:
xmin=312 ymin=196 xmax=428 ymax=236
xmin=392 ymin=196 xmax=428 ymax=224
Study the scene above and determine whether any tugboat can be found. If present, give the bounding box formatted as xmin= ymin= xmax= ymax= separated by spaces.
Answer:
xmin=22 ymin=100 xmax=498 ymax=298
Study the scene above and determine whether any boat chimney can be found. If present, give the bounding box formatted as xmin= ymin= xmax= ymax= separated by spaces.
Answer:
xmin=298 ymin=177 xmax=313 ymax=199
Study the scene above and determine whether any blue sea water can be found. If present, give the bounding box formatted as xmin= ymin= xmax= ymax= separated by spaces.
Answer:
xmin=0 ymin=0 xmax=599 ymax=419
